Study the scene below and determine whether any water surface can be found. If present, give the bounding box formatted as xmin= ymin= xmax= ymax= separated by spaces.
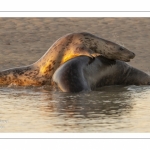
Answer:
xmin=1 ymin=85 xmax=150 ymax=132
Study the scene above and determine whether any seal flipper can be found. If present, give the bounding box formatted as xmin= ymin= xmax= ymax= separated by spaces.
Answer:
xmin=53 ymin=56 xmax=91 ymax=92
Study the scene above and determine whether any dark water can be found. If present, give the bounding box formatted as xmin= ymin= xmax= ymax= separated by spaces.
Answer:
xmin=1 ymin=85 xmax=150 ymax=132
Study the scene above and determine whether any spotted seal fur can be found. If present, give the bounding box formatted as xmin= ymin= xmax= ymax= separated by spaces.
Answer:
xmin=0 ymin=32 xmax=135 ymax=86
xmin=53 ymin=56 xmax=150 ymax=92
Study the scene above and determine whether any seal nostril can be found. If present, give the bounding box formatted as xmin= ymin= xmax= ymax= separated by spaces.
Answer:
xmin=119 ymin=47 xmax=124 ymax=51
xmin=132 ymin=52 xmax=135 ymax=57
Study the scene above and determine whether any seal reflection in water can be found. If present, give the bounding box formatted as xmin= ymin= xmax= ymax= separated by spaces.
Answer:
xmin=53 ymin=56 xmax=150 ymax=92
xmin=0 ymin=32 xmax=135 ymax=86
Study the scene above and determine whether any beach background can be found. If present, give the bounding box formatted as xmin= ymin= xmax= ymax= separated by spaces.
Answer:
xmin=0 ymin=17 xmax=150 ymax=72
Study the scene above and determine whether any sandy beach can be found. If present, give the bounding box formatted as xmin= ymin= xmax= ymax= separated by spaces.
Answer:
xmin=0 ymin=18 xmax=150 ymax=72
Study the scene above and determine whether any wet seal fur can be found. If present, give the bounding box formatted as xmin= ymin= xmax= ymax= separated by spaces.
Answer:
xmin=53 ymin=56 xmax=150 ymax=92
xmin=0 ymin=32 xmax=135 ymax=86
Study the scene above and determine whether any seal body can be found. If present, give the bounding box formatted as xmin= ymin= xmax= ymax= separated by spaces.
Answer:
xmin=0 ymin=32 xmax=135 ymax=86
xmin=52 ymin=56 xmax=91 ymax=92
xmin=53 ymin=56 xmax=150 ymax=92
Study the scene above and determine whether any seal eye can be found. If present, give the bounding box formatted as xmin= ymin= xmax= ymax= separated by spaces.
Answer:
xmin=119 ymin=47 xmax=124 ymax=51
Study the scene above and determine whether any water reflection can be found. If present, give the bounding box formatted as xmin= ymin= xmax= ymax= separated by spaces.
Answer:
xmin=0 ymin=85 xmax=150 ymax=132
xmin=50 ymin=86 xmax=133 ymax=117
xmin=39 ymin=86 xmax=135 ymax=132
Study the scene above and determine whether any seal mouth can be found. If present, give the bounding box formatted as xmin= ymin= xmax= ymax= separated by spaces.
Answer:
xmin=122 ymin=52 xmax=135 ymax=62
xmin=119 ymin=52 xmax=135 ymax=62
xmin=125 ymin=59 xmax=130 ymax=62
xmin=121 ymin=58 xmax=130 ymax=62
xmin=121 ymin=57 xmax=130 ymax=62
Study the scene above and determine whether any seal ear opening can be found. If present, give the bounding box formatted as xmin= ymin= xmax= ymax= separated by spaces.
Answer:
xmin=97 ymin=56 xmax=116 ymax=66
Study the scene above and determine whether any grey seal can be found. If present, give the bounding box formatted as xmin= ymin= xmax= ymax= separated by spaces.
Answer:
xmin=0 ymin=32 xmax=135 ymax=86
xmin=53 ymin=56 xmax=150 ymax=92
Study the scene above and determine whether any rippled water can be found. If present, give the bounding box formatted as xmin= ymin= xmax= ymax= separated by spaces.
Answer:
xmin=1 ymin=85 xmax=150 ymax=132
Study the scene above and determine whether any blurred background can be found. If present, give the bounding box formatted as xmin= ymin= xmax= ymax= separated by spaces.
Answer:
xmin=0 ymin=17 xmax=150 ymax=72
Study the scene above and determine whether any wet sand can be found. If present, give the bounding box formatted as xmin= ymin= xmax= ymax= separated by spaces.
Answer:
xmin=0 ymin=18 xmax=150 ymax=72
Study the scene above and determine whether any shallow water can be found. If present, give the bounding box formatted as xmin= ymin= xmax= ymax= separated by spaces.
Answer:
xmin=1 ymin=85 xmax=150 ymax=132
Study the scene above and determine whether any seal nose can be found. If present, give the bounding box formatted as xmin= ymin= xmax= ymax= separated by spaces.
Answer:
xmin=130 ymin=52 xmax=135 ymax=59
